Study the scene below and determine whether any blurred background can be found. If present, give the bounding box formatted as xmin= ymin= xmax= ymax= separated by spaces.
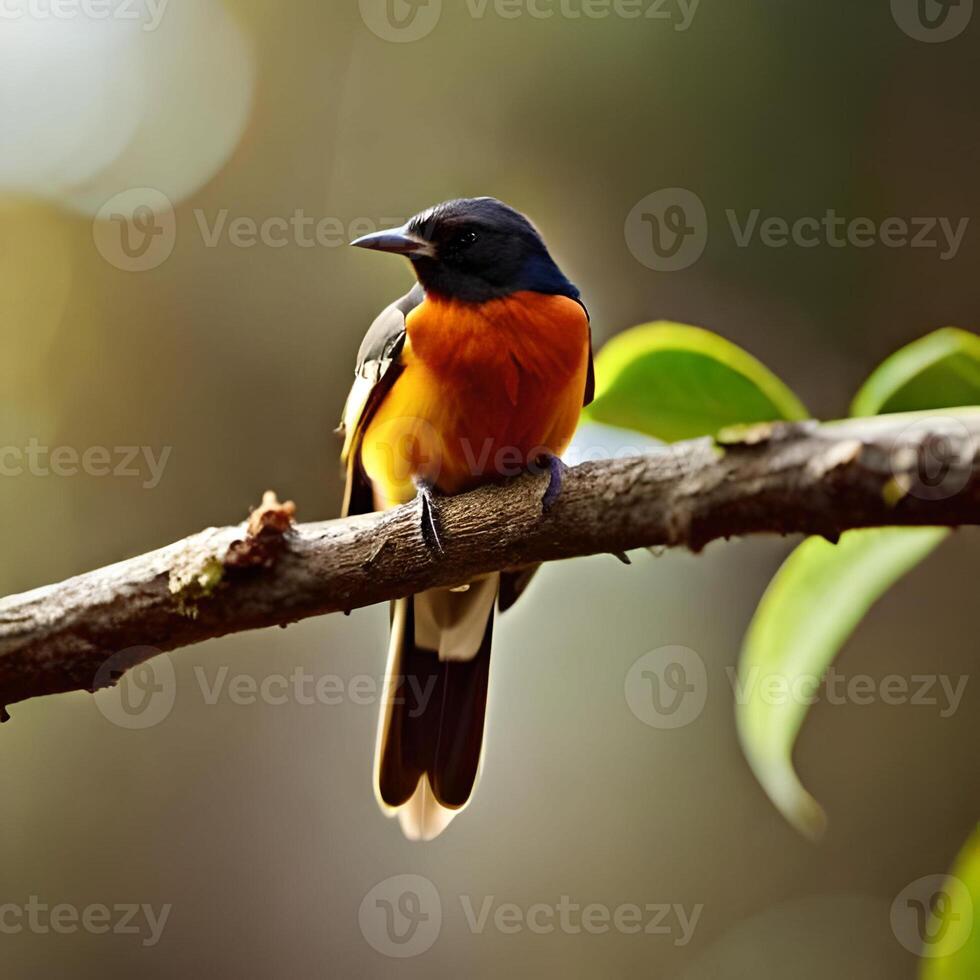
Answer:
xmin=1 ymin=0 xmax=978 ymax=975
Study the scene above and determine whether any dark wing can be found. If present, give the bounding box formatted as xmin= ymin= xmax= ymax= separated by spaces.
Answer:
xmin=339 ymin=284 xmax=425 ymax=516
xmin=577 ymin=298 xmax=595 ymax=407
xmin=583 ymin=330 xmax=596 ymax=407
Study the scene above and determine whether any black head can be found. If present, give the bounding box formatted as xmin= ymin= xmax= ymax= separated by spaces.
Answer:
xmin=351 ymin=197 xmax=579 ymax=304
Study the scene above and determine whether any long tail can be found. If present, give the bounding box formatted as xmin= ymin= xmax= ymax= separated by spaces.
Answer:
xmin=374 ymin=577 xmax=497 ymax=840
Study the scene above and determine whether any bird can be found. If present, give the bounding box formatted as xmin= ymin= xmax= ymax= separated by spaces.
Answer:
xmin=339 ymin=197 xmax=594 ymax=840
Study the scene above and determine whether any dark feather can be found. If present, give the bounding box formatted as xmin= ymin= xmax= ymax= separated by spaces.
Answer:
xmin=377 ymin=597 xmax=493 ymax=810
xmin=340 ymin=284 xmax=424 ymax=517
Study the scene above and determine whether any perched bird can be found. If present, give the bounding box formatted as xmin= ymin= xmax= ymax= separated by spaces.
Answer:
xmin=339 ymin=198 xmax=594 ymax=840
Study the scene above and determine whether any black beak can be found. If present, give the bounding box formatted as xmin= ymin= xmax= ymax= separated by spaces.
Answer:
xmin=350 ymin=225 xmax=434 ymax=257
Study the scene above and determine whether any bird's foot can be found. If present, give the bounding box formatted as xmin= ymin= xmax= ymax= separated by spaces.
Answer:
xmin=537 ymin=453 xmax=565 ymax=513
xmin=414 ymin=478 xmax=445 ymax=556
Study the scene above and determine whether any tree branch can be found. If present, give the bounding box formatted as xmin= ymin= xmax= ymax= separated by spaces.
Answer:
xmin=1 ymin=411 xmax=978 ymax=717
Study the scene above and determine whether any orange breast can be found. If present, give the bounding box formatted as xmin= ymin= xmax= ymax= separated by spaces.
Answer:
xmin=360 ymin=291 xmax=590 ymax=505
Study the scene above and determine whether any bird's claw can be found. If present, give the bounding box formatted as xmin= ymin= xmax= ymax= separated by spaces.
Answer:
xmin=539 ymin=453 xmax=565 ymax=513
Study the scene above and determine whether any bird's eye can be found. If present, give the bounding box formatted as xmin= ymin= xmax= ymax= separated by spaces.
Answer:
xmin=455 ymin=230 xmax=479 ymax=248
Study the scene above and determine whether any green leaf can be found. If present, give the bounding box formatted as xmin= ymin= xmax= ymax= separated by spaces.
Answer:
xmin=736 ymin=528 xmax=948 ymax=839
xmin=921 ymin=825 xmax=980 ymax=979
xmin=584 ymin=322 xmax=808 ymax=441
xmin=851 ymin=327 xmax=980 ymax=417
xmin=738 ymin=328 xmax=980 ymax=837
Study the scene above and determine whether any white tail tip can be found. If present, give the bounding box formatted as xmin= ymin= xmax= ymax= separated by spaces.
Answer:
xmin=396 ymin=779 xmax=459 ymax=842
